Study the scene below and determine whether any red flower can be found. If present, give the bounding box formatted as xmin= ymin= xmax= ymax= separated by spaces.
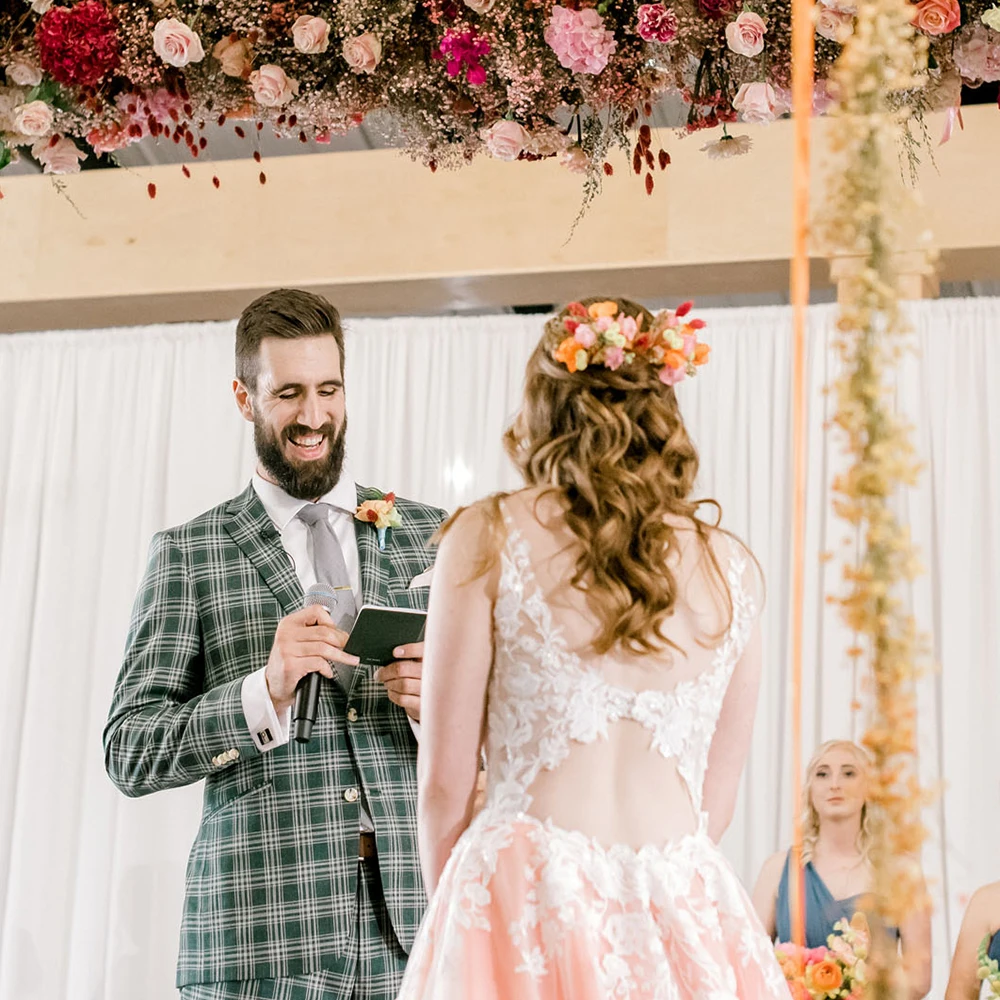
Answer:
xmin=637 ymin=4 xmax=679 ymax=43
xmin=366 ymin=510 xmax=378 ymax=523
xmin=675 ymin=300 xmax=693 ymax=317
xmin=383 ymin=492 xmax=396 ymax=504
xmin=36 ymin=1 xmax=119 ymax=88
xmin=567 ymin=302 xmax=589 ymax=318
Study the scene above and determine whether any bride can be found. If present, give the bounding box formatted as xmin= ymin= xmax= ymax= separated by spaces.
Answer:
xmin=396 ymin=297 xmax=788 ymax=999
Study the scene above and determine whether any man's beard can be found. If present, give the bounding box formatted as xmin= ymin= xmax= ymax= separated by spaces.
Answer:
xmin=254 ymin=415 xmax=348 ymax=500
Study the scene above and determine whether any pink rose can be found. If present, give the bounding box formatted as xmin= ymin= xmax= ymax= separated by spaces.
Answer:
xmin=249 ymin=64 xmax=299 ymax=107
xmin=153 ymin=18 xmax=205 ymax=68
xmin=732 ymin=81 xmax=779 ymax=123
xmin=342 ymin=33 xmax=382 ymax=74
xmin=574 ymin=325 xmax=597 ymax=347
xmin=291 ymin=15 xmax=331 ymax=55
xmin=544 ymin=6 xmax=618 ymax=75
xmin=560 ymin=144 xmax=589 ymax=173
xmin=5 ymin=52 xmax=43 ymax=87
xmin=32 ymin=134 xmax=86 ymax=174
xmin=14 ymin=99 xmax=53 ymax=136
xmin=481 ymin=119 xmax=529 ymax=160
xmin=912 ymin=0 xmax=961 ymax=34
xmin=816 ymin=6 xmax=854 ymax=40
xmin=725 ymin=11 xmax=767 ymax=55
xmin=212 ymin=35 xmax=253 ymax=78
xmin=637 ymin=3 xmax=679 ymax=43
xmin=464 ymin=0 xmax=496 ymax=11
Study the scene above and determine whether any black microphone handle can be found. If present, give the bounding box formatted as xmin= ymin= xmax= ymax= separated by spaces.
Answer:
xmin=292 ymin=671 xmax=322 ymax=744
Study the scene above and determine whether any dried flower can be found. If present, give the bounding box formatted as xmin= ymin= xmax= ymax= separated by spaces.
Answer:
xmin=700 ymin=132 xmax=752 ymax=157
xmin=212 ymin=35 xmax=252 ymax=78
xmin=5 ymin=52 xmax=43 ymax=87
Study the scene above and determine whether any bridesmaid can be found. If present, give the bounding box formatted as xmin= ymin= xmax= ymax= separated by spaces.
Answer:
xmin=752 ymin=739 xmax=932 ymax=998
xmin=945 ymin=881 xmax=1000 ymax=999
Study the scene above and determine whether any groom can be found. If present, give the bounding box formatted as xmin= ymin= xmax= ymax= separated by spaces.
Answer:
xmin=103 ymin=289 xmax=446 ymax=1000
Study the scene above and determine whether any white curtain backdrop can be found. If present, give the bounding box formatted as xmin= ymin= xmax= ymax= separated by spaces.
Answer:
xmin=1 ymin=299 xmax=997 ymax=999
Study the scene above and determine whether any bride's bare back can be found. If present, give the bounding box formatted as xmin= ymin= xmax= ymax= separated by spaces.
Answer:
xmin=491 ymin=488 xmax=762 ymax=850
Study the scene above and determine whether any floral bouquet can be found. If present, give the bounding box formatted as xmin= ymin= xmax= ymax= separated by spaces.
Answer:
xmin=775 ymin=912 xmax=869 ymax=999
xmin=977 ymin=933 xmax=1000 ymax=999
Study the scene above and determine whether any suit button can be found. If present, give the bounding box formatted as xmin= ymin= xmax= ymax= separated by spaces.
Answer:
xmin=347 ymin=707 xmax=358 ymax=722
xmin=344 ymin=787 xmax=359 ymax=803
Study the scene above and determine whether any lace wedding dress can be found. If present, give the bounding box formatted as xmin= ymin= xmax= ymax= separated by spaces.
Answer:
xmin=397 ymin=506 xmax=788 ymax=1000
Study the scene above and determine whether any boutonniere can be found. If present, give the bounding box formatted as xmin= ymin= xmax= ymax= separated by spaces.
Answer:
xmin=355 ymin=492 xmax=402 ymax=551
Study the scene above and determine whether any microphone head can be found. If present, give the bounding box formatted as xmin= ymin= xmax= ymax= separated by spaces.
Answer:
xmin=304 ymin=583 xmax=339 ymax=612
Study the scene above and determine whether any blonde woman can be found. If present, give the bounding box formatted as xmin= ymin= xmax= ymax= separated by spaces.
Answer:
xmin=396 ymin=298 xmax=789 ymax=999
xmin=752 ymin=740 xmax=932 ymax=998
xmin=944 ymin=881 xmax=1000 ymax=999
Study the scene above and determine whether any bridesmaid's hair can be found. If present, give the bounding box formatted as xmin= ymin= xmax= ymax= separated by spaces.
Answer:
xmin=801 ymin=740 xmax=874 ymax=864
xmin=442 ymin=296 xmax=753 ymax=657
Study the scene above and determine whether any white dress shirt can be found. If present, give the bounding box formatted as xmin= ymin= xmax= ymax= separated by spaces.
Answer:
xmin=239 ymin=468 xmax=420 ymax=834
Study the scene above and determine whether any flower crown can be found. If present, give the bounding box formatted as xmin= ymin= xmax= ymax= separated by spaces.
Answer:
xmin=552 ymin=300 xmax=710 ymax=386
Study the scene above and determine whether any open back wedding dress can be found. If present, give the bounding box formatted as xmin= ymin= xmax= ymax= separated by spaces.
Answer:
xmin=397 ymin=499 xmax=788 ymax=1000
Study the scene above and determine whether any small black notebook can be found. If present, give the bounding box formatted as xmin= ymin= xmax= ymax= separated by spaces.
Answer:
xmin=343 ymin=605 xmax=428 ymax=666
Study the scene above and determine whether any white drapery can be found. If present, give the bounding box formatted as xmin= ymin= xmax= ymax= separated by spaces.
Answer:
xmin=1 ymin=300 xmax=997 ymax=999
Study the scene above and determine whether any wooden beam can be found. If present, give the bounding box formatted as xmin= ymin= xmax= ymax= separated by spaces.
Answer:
xmin=1 ymin=105 xmax=998 ymax=331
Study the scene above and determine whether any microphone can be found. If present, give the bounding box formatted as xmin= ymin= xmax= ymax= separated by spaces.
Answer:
xmin=293 ymin=583 xmax=341 ymax=744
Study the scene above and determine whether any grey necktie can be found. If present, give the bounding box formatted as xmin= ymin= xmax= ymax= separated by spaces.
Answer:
xmin=296 ymin=502 xmax=374 ymax=836
xmin=296 ymin=503 xmax=358 ymax=632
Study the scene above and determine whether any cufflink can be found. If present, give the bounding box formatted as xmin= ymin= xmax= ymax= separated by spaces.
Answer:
xmin=257 ymin=728 xmax=274 ymax=746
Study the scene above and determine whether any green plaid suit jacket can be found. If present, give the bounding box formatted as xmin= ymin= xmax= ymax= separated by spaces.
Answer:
xmin=103 ymin=483 xmax=447 ymax=988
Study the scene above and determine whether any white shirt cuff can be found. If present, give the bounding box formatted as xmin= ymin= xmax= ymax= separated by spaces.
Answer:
xmin=408 ymin=717 xmax=421 ymax=741
xmin=241 ymin=668 xmax=291 ymax=752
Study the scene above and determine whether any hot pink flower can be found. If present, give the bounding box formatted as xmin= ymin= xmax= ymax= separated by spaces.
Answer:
xmin=637 ymin=4 xmax=679 ymax=43
xmin=545 ymin=6 xmax=617 ymax=75
xmin=435 ymin=30 xmax=491 ymax=85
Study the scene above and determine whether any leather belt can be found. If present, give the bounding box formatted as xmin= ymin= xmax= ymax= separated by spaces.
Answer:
xmin=359 ymin=831 xmax=377 ymax=862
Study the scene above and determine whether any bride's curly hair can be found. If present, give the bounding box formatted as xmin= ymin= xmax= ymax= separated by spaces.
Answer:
xmin=452 ymin=295 xmax=748 ymax=657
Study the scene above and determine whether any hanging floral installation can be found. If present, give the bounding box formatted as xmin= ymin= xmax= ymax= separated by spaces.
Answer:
xmin=0 ymin=0 xmax=994 ymax=189
xmin=824 ymin=0 xmax=934 ymax=980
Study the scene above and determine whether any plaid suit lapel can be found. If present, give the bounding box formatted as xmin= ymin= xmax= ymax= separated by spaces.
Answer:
xmin=224 ymin=483 xmax=303 ymax=616
xmin=354 ymin=484 xmax=390 ymax=608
